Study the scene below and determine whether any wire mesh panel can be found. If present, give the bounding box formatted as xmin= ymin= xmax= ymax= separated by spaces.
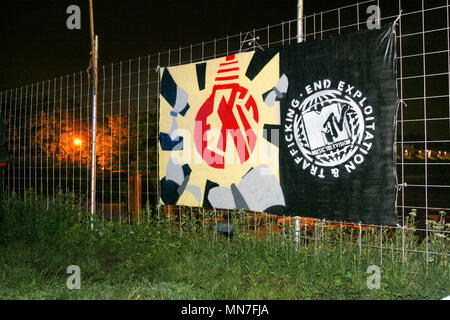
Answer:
xmin=0 ymin=0 xmax=448 ymax=257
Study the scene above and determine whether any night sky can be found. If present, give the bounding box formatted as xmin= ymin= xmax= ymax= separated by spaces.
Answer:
xmin=1 ymin=0 xmax=365 ymax=90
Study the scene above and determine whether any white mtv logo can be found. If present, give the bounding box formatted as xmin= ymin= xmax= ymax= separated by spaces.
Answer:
xmin=302 ymin=103 xmax=351 ymax=150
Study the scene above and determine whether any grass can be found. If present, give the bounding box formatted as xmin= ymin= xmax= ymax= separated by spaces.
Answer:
xmin=0 ymin=191 xmax=448 ymax=300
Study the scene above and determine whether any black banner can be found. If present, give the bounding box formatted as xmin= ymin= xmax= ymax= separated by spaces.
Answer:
xmin=271 ymin=24 xmax=398 ymax=225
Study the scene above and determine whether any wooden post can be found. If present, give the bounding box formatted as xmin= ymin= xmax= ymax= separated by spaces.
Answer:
xmin=134 ymin=170 xmax=142 ymax=222
xmin=88 ymin=0 xmax=98 ymax=229
xmin=128 ymin=162 xmax=142 ymax=223
xmin=164 ymin=204 xmax=174 ymax=219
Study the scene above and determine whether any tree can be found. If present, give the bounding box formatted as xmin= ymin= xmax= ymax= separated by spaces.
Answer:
xmin=95 ymin=112 xmax=157 ymax=172
xmin=27 ymin=108 xmax=157 ymax=172
xmin=30 ymin=109 xmax=90 ymax=166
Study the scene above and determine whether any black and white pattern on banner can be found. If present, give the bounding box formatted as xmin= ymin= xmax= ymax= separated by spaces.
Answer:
xmin=284 ymin=79 xmax=375 ymax=179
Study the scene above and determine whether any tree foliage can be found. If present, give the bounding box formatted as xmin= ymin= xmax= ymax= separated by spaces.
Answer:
xmin=25 ymin=109 xmax=157 ymax=172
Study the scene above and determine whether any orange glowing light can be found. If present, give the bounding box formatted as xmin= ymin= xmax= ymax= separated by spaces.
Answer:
xmin=74 ymin=138 xmax=82 ymax=146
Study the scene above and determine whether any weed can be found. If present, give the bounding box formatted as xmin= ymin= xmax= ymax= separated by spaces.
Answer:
xmin=0 ymin=192 xmax=448 ymax=300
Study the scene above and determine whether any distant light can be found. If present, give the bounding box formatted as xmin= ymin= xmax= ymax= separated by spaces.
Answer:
xmin=74 ymin=138 xmax=82 ymax=146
